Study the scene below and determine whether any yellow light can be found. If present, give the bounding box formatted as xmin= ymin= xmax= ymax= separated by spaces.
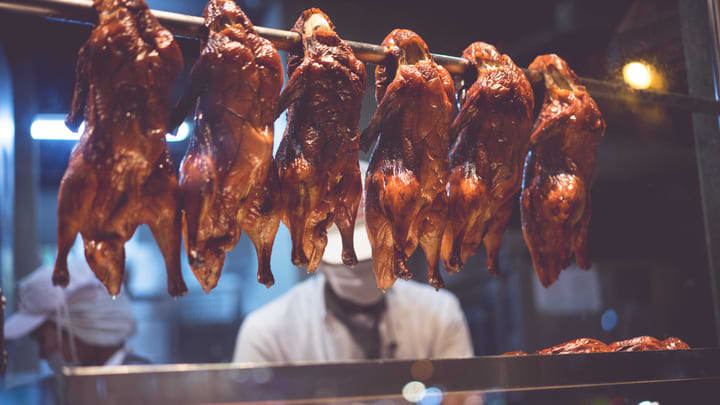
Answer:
xmin=623 ymin=62 xmax=652 ymax=89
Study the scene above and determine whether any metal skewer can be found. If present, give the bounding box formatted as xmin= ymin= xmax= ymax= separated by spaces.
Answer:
xmin=1 ymin=0 xmax=719 ymax=114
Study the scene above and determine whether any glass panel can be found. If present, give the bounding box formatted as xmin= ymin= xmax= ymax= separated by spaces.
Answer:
xmin=0 ymin=2 xmax=717 ymax=401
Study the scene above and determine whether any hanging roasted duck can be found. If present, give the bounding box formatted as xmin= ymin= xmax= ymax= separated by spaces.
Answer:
xmin=275 ymin=9 xmax=366 ymax=272
xmin=361 ymin=29 xmax=456 ymax=291
xmin=441 ymin=42 xmax=534 ymax=275
xmin=53 ymin=0 xmax=186 ymax=296
xmin=520 ymin=54 xmax=605 ymax=287
xmin=169 ymin=0 xmax=283 ymax=292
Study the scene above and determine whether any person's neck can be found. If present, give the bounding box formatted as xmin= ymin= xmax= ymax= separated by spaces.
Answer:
xmin=77 ymin=340 xmax=123 ymax=366
xmin=321 ymin=261 xmax=383 ymax=306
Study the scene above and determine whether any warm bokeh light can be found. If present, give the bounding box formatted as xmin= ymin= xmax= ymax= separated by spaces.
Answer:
xmin=622 ymin=62 xmax=652 ymax=89
xmin=402 ymin=381 xmax=426 ymax=403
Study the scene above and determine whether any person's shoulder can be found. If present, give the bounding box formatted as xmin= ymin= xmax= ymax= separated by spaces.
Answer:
xmin=242 ymin=276 xmax=322 ymax=330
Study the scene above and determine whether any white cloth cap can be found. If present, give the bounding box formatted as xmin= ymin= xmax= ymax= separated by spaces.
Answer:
xmin=5 ymin=261 xmax=136 ymax=347
xmin=322 ymin=160 xmax=372 ymax=265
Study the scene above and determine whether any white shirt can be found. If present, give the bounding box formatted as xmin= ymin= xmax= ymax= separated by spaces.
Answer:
xmin=233 ymin=274 xmax=473 ymax=363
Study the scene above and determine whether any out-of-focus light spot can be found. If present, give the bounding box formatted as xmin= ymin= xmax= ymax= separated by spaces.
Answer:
xmin=411 ymin=360 xmax=434 ymax=381
xmin=463 ymin=394 xmax=484 ymax=405
xmin=637 ymin=401 xmax=659 ymax=405
xmin=174 ymin=121 xmax=190 ymax=141
xmin=0 ymin=118 xmax=13 ymax=145
xmin=623 ymin=62 xmax=652 ymax=89
xmin=30 ymin=114 xmax=190 ymax=142
xmin=419 ymin=387 xmax=443 ymax=405
xmin=30 ymin=115 xmax=85 ymax=140
xmin=601 ymin=309 xmax=618 ymax=331
xmin=402 ymin=381 xmax=426 ymax=403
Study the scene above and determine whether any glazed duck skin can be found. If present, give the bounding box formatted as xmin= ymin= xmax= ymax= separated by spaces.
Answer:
xmin=536 ymin=338 xmax=610 ymax=355
xmin=508 ymin=336 xmax=690 ymax=355
xmin=361 ymin=29 xmax=455 ymax=290
xmin=441 ymin=42 xmax=533 ymax=275
xmin=275 ymin=9 xmax=366 ymax=272
xmin=520 ymin=54 xmax=605 ymax=287
xmin=53 ymin=0 xmax=186 ymax=296
xmin=609 ymin=336 xmax=690 ymax=351
xmin=170 ymin=0 xmax=283 ymax=292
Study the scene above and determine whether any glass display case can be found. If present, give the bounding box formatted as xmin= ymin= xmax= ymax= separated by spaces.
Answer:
xmin=1 ymin=0 xmax=720 ymax=404
xmin=61 ymin=350 xmax=720 ymax=404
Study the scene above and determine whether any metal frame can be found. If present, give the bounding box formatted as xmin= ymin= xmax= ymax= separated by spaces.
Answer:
xmin=0 ymin=40 xmax=12 ymax=376
xmin=61 ymin=349 xmax=720 ymax=404
xmin=1 ymin=0 xmax=720 ymax=114
xmin=0 ymin=0 xmax=717 ymax=393
xmin=706 ymin=0 xmax=720 ymax=348
xmin=679 ymin=0 xmax=720 ymax=345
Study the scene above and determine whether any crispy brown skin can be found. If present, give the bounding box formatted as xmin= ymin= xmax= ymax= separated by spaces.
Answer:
xmin=609 ymin=336 xmax=690 ymax=351
xmin=536 ymin=338 xmax=610 ymax=355
xmin=507 ymin=336 xmax=690 ymax=355
xmin=52 ymin=0 xmax=186 ymax=296
xmin=170 ymin=0 xmax=283 ymax=292
xmin=441 ymin=42 xmax=533 ymax=275
xmin=275 ymin=9 xmax=366 ymax=272
xmin=520 ymin=54 xmax=606 ymax=287
xmin=361 ymin=29 xmax=455 ymax=290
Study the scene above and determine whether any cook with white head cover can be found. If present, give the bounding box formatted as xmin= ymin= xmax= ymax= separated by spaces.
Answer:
xmin=4 ymin=258 xmax=147 ymax=374
xmin=233 ymin=161 xmax=473 ymax=363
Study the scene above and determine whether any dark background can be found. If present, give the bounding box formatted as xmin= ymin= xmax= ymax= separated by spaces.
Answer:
xmin=0 ymin=0 xmax=716 ymax=379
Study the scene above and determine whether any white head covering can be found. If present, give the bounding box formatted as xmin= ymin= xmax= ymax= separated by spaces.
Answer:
xmin=321 ymin=160 xmax=382 ymax=305
xmin=5 ymin=259 xmax=137 ymax=347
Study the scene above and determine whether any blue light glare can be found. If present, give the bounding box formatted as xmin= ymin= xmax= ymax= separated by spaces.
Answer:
xmin=419 ymin=387 xmax=443 ymax=405
xmin=30 ymin=114 xmax=190 ymax=142
xmin=601 ymin=309 xmax=618 ymax=331
xmin=0 ymin=118 xmax=12 ymax=146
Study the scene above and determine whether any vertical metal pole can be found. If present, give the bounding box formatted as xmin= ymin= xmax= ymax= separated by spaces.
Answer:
xmin=9 ymin=52 xmax=40 ymax=283
xmin=0 ymin=43 xmax=13 ymax=375
xmin=0 ymin=16 xmax=42 ymax=375
xmin=679 ymin=0 xmax=720 ymax=345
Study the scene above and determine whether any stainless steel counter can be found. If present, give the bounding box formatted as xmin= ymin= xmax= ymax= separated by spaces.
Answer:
xmin=61 ymin=348 xmax=720 ymax=404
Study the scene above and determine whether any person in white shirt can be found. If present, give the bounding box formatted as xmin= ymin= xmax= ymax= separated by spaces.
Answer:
xmin=233 ymin=163 xmax=473 ymax=363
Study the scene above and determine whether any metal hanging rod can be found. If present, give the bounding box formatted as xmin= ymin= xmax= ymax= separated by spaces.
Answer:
xmin=1 ymin=0 xmax=719 ymax=115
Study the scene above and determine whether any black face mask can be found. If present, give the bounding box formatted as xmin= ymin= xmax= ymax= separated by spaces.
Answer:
xmin=324 ymin=280 xmax=388 ymax=360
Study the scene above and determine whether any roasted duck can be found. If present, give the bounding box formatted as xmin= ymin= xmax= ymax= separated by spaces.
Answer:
xmin=536 ymin=338 xmax=610 ymax=355
xmin=169 ymin=0 xmax=283 ymax=292
xmin=520 ymin=54 xmax=605 ymax=287
xmin=441 ymin=42 xmax=534 ymax=275
xmin=53 ymin=0 xmax=186 ymax=296
xmin=609 ymin=336 xmax=690 ymax=352
xmin=361 ymin=29 xmax=455 ymax=290
xmin=275 ymin=9 xmax=366 ymax=272
xmin=503 ymin=336 xmax=690 ymax=355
